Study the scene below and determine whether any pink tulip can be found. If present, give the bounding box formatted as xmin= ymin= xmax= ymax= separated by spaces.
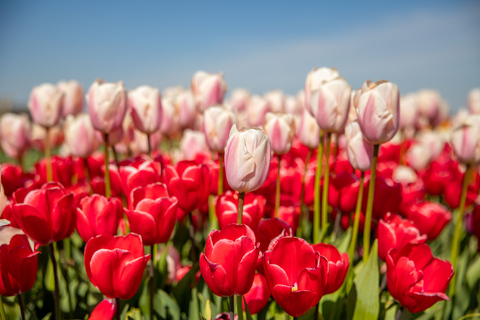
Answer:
xmin=344 ymin=121 xmax=374 ymax=171
xmin=175 ymin=90 xmax=197 ymax=129
xmin=468 ymin=88 xmax=480 ymax=114
xmin=406 ymin=143 xmax=432 ymax=171
xmin=296 ymin=109 xmax=320 ymax=149
xmin=28 ymin=83 xmax=64 ymax=128
xmin=160 ymin=96 xmax=179 ymax=136
xmin=203 ymin=106 xmax=236 ymax=152
xmin=180 ymin=130 xmax=209 ymax=161
xmin=451 ymin=115 xmax=480 ymax=164
xmin=129 ymin=86 xmax=162 ymax=134
xmin=247 ymin=95 xmax=270 ymax=127
xmin=225 ymin=125 xmax=271 ymax=193
xmin=307 ymin=77 xmax=351 ymax=133
xmin=58 ymin=80 xmax=84 ymax=117
xmin=356 ymin=80 xmax=400 ymax=145
xmin=264 ymin=90 xmax=285 ymax=113
xmin=229 ymin=88 xmax=250 ymax=112
xmin=416 ymin=89 xmax=448 ymax=127
xmin=88 ymin=80 xmax=127 ymax=134
xmin=0 ymin=113 xmax=30 ymax=159
xmin=191 ymin=71 xmax=227 ymax=112
xmin=64 ymin=114 xmax=99 ymax=158
xmin=304 ymin=67 xmax=340 ymax=107
xmin=398 ymin=93 xmax=417 ymax=130
xmin=263 ymin=112 xmax=295 ymax=155
xmin=129 ymin=130 xmax=162 ymax=156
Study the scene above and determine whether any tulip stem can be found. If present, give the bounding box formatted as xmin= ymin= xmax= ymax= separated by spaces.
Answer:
xmin=150 ymin=245 xmax=155 ymax=320
xmin=321 ymin=133 xmax=331 ymax=236
xmin=45 ymin=127 xmax=53 ymax=182
xmin=147 ymin=133 xmax=152 ymax=159
xmin=17 ymin=154 xmax=24 ymax=172
xmin=83 ymin=157 xmax=93 ymax=194
xmin=188 ymin=212 xmax=198 ymax=264
xmin=112 ymin=145 xmax=120 ymax=167
xmin=237 ymin=192 xmax=245 ymax=224
xmin=237 ymin=295 xmax=244 ymax=320
xmin=49 ymin=243 xmax=61 ymax=320
xmin=229 ymin=295 xmax=235 ymax=320
xmin=0 ymin=297 xmax=5 ymax=320
xmin=449 ymin=164 xmax=473 ymax=297
xmin=61 ymin=243 xmax=73 ymax=319
xmin=313 ymin=130 xmax=324 ymax=244
xmin=275 ymin=154 xmax=282 ymax=218
xmin=348 ymin=171 xmax=365 ymax=262
xmin=17 ymin=294 xmax=25 ymax=320
xmin=297 ymin=148 xmax=313 ymax=238
xmin=218 ymin=152 xmax=224 ymax=195
xmin=116 ymin=298 xmax=121 ymax=320
xmin=363 ymin=144 xmax=379 ymax=263
xmin=103 ymin=134 xmax=111 ymax=198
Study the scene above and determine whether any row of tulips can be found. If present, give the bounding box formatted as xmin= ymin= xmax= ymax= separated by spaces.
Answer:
xmin=0 ymin=67 xmax=479 ymax=320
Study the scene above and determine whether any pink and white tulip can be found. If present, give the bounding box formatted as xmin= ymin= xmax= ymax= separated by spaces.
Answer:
xmin=229 ymin=88 xmax=250 ymax=112
xmin=64 ymin=114 xmax=99 ymax=158
xmin=175 ymin=90 xmax=197 ymax=129
xmin=28 ymin=83 xmax=64 ymax=128
xmin=344 ymin=121 xmax=374 ymax=171
xmin=0 ymin=113 xmax=30 ymax=159
xmin=246 ymin=95 xmax=269 ymax=127
xmin=129 ymin=85 xmax=163 ymax=134
xmin=304 ymin=67 xmax=340 ymax=107
xmin=263 ymin=112 xmax=295 ymax=155
xmin=468 ymin=88 xmax=480 ymax=115
xmin=296 ymin=109 xmax=320 ymax=149
xmin=203 ymin=106 xmax=236 ymax=152
xmin=191 ymin=71 xmax=228 ymax=112
xmin=451 ymin=115 xmax=480 ymax=165
xmin=58 ymin=80 xmax=84 ymax=117
xmin=264 ymin=90 xmax=285 ymax=113
xmin=180 ymin=129 xmax=209 ymax=161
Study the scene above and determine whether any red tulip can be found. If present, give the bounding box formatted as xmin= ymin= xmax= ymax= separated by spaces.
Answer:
xmin=362 ymin=177 xmax=402 ymax=221
xmin=311 ymin=243 xmax=349 ymax=294
xmin=200 ymin=224 xmax=259 ymax=297
xmin=84 ymin=233 xmax=150 ymax=300
xmin=264 ymin=237 xmax=326 ymax=317
xmin=35 ymin=156 xmax=76 ymax=187
xmin=386 ymin=243 xmax=453 ymax=313
xmin=216 ymin=191 xmax=265 ymax=230
xmin=377 ymin=213 xmax=427 ymax=261
xmin=255 ymin=218 xmax=292 ymax=254
xmin=118 ymin=161 xmax=162 ymax=200
xmin=328 ymin=172 xmax=360 ymax=214
xmin=1 ymin=164 xmax=34 ymax=198
xmin=76 ymin=195 xmax=123 ymax=242
xmin=12 ymin=182 xmax=77 ymax=245
xmin=0 ymin=233 xmax=40 ymax=296
xmin=165 ymin=161 xmax=210 ymax=214
xmin=420 ymin=156 xmax=457 ymax=196
xmin=405 ymin=202 xmax=451 ymax=240
xmin=129 ymin=182 xmax=169 ymax=210
xmin=470 ymin=205 xmax=480 ymax=251
xmin=89 ymin=299 xmax=116 ymax=320
xmin=242 ymin=273 xmax=271 ymax=314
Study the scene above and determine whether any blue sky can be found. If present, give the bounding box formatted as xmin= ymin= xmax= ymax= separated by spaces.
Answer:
xmin=0 ymin=0 xmax=479 ymax=112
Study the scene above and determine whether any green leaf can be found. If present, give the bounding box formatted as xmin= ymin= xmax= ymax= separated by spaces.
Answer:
xmin=352 ymin=240 xmax=379 ymax=320
xmin=243 ymin=296 xmax=254 ymax=320
xmin=173 ymin=264 xmax=199 ymax=313
xmin=466 ymin=255 xmax=480 ymax=289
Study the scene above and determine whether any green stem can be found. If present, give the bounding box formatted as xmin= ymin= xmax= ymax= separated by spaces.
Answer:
xmin=0 ymin=297 xmax=6 ymax=320
xmin=147 ymin=133 xmax=152 ymax=159
xmin=49 ymin=243 xmax=61 ymax=320
xmin=103 ymin=134 xmax=111 ymax=198
xmin=229 ymin=295 xmax=235 ymax=320
xmin=18 ymin=294 xmax=25 ymax=320
xmin=208 ymin=195 xmax=218 ymax=231
xmin=348 ymin=171 xmax=365 ymax=262
xmin=363 ymin=144 xmax=379 ymax=263
xmin=275 ymin=154 xmax=282 ymax=218
xmin=297 ymin=148 xmax=313 ymax=238
xmin=150 ymin=245 xmax=155 ymax=320
xmin=237 ymin=192 xmax=245 ymax=224
xmin=448 ymin=164 xmax=473 ymax=297
xmin=218 ymin=152 xmax=224 ymax=195
xmin=61 ymin=243 xmax=73 ymax=319
xmin=45 ymin=127 xmax=53 ymax=182
xmin=237 ymin=295 xmax=244 ymax=320
xmin=313 ymin=131 xmax=324 ymax=244
xmin=321 ymin=133 xmax=331 ymax=235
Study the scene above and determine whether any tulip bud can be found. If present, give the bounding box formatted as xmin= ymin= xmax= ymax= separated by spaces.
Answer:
xmin=296 ymin=109 xmax=320 ymax=149
xmin=203 ymin=106 xmax=236 ymax=152
xmin=356 ymin=80 xmax=400 ymax=144
xmin=191 ymin=71 xmax=228 ymax=112
xmin=58 ymin=80 xmax=84 ymax=117
xmin=175 ymin=90 xmax=197 ymax=129
xmin=64 ymin=114 xmax=99 ymax=158
xmin=399 ymin=93 xmax=417 ymax=130
xmin=285 ymin=95 xmax=303 ymax=116
xmin=0 ymin=113 xmax=30 ymax=159
xmin=129 ymin=85 xmax=163 ymax=134
xmin=308 ymin=77 xmax=351 ymax=133
xmin=264 ymin=90 xmax=285 ymax=113
xmin=468 ymin=88 xmax=480 ymax=114
xmin=224 ymin=125 xmax=271 ymax=193
xmin=263 ymin=112 xmax=295 ymax=155
xmin=28 ymin=83 xmax=64 ymax=128
xmin=304 ymin=67 xmax=340 ymax=107
xmin=87 ymin=79 xmax=127 ymax=134
xmin=129 ymin=130 xmax=162 ymax=156
xmin=246 ymin=95 xmax=270 ymax=127
xmin=229 ymin=88 xmax=250 ymax=112
xmin=344 ymin=121 xmax=374 ymax=171
xmin=160 ymin=96 xmax=179 ymax=136
xmin=450 ymin=115 xmax=480 ymax=164
xmin=180 ymin=129 xmax=209 ymax=161
xmin=416 ymin=89 xmax=448 ymax=127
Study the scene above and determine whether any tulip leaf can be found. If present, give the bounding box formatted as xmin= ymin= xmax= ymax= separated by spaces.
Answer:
xmin=242 ymin=296 xmax=254 ymax=320
xmin=453 ymin=247 xmax=470 ymax=319
xmin=466 ymin=255 xmax=480 ymax=289
xmin=352 ymin=240 xmax=379 ymax=320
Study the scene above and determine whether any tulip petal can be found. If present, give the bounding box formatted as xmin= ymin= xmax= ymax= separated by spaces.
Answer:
xmin=89 ymin=299 xmax=117 ymax=320
xmin=272 ymin=284 xmax=320 ymax=317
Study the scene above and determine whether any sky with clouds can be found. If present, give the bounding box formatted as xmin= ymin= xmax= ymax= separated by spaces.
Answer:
xmin=0 ymin=0 xmax=479 ymax=112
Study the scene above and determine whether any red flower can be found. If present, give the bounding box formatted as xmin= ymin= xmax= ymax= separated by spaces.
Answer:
xmin=89 ymin=299 xmax=116 ymax=320
xmin=263 ymin=237 xmax=326 ymax=317
xmin=328 ymin=172 xmax=360 ymax=214
xmin=118 ymin=161 xmax=162 ymax=201
xmin=242 ymin=273 xmax=271 ymax=314
xmin=311 ymin=243 xmax=349 ymax=294
xmin=255 ymin=218 xmax=292 ymax=254
xmin=216 ymin=191 xmax=265 ymax=230
xmin=1 ymin=164 xmax=34 ymax=198
xmin=76 ymin=195 xmax=123 ymax=242
xmin=35 ymin=156 xmax=76 ymax=187
xmin=12 ymin=182 xmax=77 ymax=245
xmin=165 ymin=161 xmax=210 ymax=214
xmin=405 ymin=201 xmax=451 ymax=240
xmin=386 ymin=243 xmax=453 ymax=313
xmin=84 ymin=233 xmax=150 ymax=300
xmin=0 ymin=233 xmax=40 ymax=296
xmin=471 ymin=205 xmax=480 ymax=251
xmin=376 ymin=213 xmax=427 ymax=261
xmin=200 ymin=224 xmax=259 ymax=297
xmin=362 ymin=177 xmax=402 ymax=221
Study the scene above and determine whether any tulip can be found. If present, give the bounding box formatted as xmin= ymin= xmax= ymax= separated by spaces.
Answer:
xmin=117 ymin=160 xmax=162 ymax=201
xmin=129 ymin=85 xmax=163 ymax=134
xmin=304 ymin=67 xmax=340 ymax=107
xmin=64 ymin=114 xmax=99 ymax=158
xmin=229 ymin=88 xmax=250 ymax=112
xmin=179 ymin=129 xmax=209 ymax=161
xmin=311 ymin=243 xmax=349 ymax=294
xmin=191 ymin=71 xmax=228 ymax=112
xmin=242 ymin=273 xmax=271 ymax=314
xmin=203 ymin=106 xmax=236 ymax=152
xmin=200 ymin=224 xmax=259 ymax=296
xmin=263 ymin=237 xmax=326 ymax=317
xmin=89 ymin=299 xmax=117 ymax=320
xmin=399 ymin=93 xmax=418 ymax=131
xmin=285 ymin=95 xmax=303 ymax=116
xmin=28 ymin=83 xmax=64 ymax=128
xmin=160 ymin=95 xmax=179 ymax=136
xmin=468 ymin=88 xmax=480 ymax=114
xmin=405 ymin=201 xmax=451 ymax=241
xmin=263 ymin=112 xmax=295 ymax=155
xmin=76 ymin=195 xmax=123 ymax=242
xmin=344 ymin=121 xmax=374 ymax=172
xmin=377 ymin=213 xmax=427 ymax=261
xmin=406 ymin=143 xmax=432 ymax=171
xmin=58 ymin=80 xmax=84 ymax=117
xmin=296 ymin=109 xmax=320 ymax=149
xmin=246 ymin=95 xmax=270 ymax=127
xmin=175 ymin=90 xmax=197 ymax=129
xmin=450 ymin=115 xmax=480 ymax=165
xmin=129 ymin=129 xmax=162 ymax=156
xmin=84 ymin=233 xmax=150 ymax=300
xmin=386 ymin=243 xmax=453 ymax=313
xmin=416 ymin=89 xmax=447 ymax=128
xmin=470 ymin=205 xmax=480 ymax=251
xmin=264 ymin=90 xmax=285 ymax=113
xmin=0 ymin=113 xmax=30 ymax=161
xmin=216 ymin=191 xmax=265 ymax=230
